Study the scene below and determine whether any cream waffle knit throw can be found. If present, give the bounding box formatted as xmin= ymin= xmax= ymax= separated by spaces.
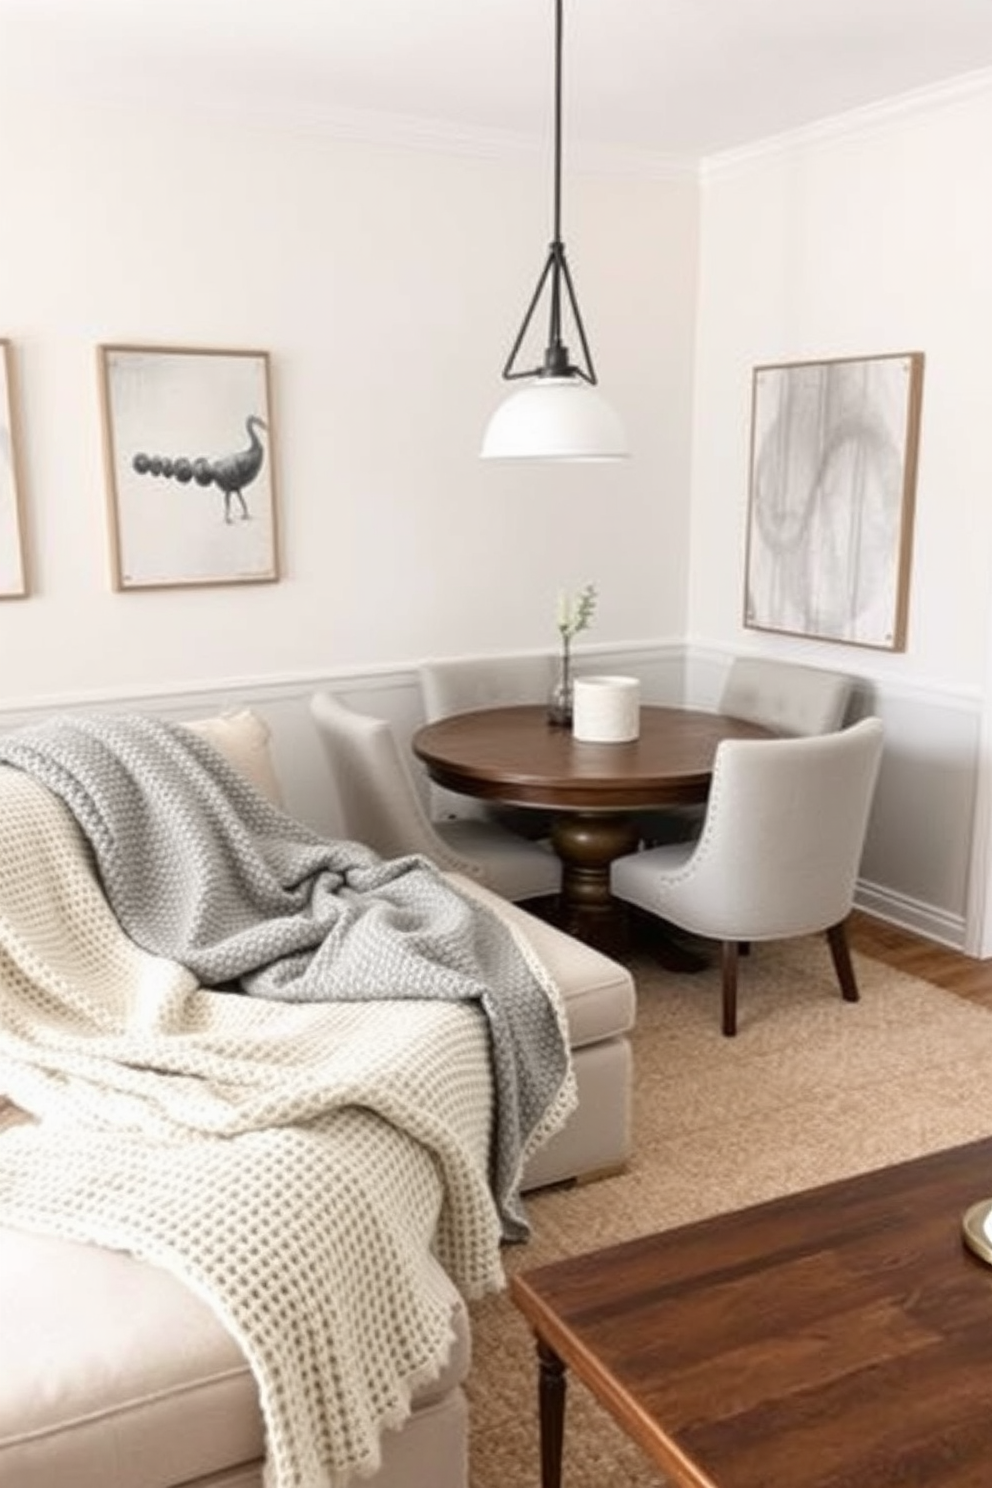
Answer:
xmin=0 ymin=722 xmax=577 ymax=1487
xmin=0 ymin=712 xmax=575 ymax=1239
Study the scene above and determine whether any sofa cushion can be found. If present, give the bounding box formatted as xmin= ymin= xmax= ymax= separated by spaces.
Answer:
xmin=183 ymin=709 xmax=284 ymax=807
xmin=0 ymin=1224 xmax=470 ymax=1488
xmin=448 ymin=875 xmax=635 ymax=1050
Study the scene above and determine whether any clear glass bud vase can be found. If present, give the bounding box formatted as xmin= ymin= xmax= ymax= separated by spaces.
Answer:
xmin=547 ymin=639 xmax=573 ymax=727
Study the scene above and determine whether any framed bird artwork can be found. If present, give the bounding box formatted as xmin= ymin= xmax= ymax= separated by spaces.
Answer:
xmin=98 ymin=343 xmax=280 ymax=591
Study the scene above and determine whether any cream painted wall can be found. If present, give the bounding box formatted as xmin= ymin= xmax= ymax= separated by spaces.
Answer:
xmin=689 ymin=78 xmax=992 ymax=689
xmin=0 ymin=88 xmax=698 ymax=705
xmin=689 ymin=76 xmax=992 ymax=949
xmin=7 ymin=69 xmax=990 ymax=945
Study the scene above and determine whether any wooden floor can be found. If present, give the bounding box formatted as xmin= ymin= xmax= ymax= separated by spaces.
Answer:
xmin=848 ymin=910 xmax=992 ymax=1010
xmin=526 ymin=895 xmax=992 ymax=1011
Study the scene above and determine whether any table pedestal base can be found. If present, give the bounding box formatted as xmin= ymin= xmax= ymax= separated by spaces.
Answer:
xmin=549 ymin=812 xmax=709 ymax=972
xmin=550 ymin=813 xmax=639 ymax=952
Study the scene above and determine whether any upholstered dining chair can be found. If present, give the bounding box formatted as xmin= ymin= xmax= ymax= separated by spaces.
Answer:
xmin=611 ymin=717 xmax=884 ymax=1036
xmin=644 ymin=656 xmax=856 ymax=848
xmin=418 ymin=653 xmax=558 ymax=840
xmin=309 ymin=689 xmax=561 ymax=905
xmin=419 ymin=653 xmax=558 ymax=721
xmin=720 ymin=656 xmax=854 ymax=735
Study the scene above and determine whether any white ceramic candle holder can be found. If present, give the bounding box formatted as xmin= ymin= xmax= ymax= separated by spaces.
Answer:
xmin=572 ymin=676 xmax=641 ymax=743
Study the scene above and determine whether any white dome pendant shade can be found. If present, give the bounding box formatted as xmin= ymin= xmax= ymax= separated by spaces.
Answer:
xmin=481 ymin=376 xmax=628 ymax=461
xmin=480 ymin=0 xmax=629 ymax=465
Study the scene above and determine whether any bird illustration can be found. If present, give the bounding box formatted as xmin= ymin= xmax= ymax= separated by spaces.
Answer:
xmin=132 ymin=415 xmax=267 ymax=524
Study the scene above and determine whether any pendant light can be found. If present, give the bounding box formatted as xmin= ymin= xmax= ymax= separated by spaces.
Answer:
xmin=481 ymin=0 xmax=628 ymax=462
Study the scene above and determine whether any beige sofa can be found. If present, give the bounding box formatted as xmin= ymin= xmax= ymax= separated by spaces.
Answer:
xmin=0 ymin=708 xmax=635 ymax=1488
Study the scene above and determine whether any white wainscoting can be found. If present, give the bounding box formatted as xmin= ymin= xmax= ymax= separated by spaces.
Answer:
xmin=0 ymin=641 xmax=979 ymax=951
xmin=685 ymin=646 xmax=983 ymax=951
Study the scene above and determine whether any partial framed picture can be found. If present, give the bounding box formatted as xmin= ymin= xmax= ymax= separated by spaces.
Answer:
xmin=98 ymin=344 xmax=280 ymax=591
xmin=0 ymin=340 xmax=28 ymax=598
xmin=744 ymin=351 xmax=925 ymax=651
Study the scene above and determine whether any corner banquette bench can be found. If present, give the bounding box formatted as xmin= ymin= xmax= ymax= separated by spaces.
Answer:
xmin=0 ymin=705 xmax=635 ymax=1488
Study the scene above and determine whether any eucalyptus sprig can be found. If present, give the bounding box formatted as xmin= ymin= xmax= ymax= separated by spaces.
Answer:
xmin=556 ymin=583 xmax=597 ymax=641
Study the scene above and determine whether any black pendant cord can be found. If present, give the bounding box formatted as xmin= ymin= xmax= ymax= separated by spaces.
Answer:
xmin=500 ymin=0 xmax=598 ymax=385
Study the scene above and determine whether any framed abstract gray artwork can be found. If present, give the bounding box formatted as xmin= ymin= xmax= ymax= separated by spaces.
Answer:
xmin=98 ymin=344 xmax=279 ymax=591
xmin=743 ymin=351 xmax=925 ymax=651
xmin=0 ymin=340 xmax=28 ymax=598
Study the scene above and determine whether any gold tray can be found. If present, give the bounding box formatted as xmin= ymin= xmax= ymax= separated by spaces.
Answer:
xmin=962 ymin=1199 xmax=992 ymax=1266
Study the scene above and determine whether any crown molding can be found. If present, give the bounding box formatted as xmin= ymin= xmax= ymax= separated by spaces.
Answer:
xmin=19 ymin=56 xmax=990 ymax=185
xmin=260 ymin=100 xmax=696 ymax=180
xmin=702 ymin=65 xmax=992 ymax=179
xmin=1 ymin=65 xmax=694 ymax=181
xmin=6 ymin=44 xmax=992 ymax=186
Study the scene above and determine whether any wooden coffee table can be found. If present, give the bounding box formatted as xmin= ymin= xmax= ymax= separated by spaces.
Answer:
xmin=511 ymin=1138 xmax=992 ymax=1488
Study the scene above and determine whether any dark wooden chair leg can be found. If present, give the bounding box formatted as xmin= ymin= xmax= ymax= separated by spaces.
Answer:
xmin=720 ymin=940 xmax=740 ymax=1036
xmin=826 ymin=919 xmax=860 ymax=1003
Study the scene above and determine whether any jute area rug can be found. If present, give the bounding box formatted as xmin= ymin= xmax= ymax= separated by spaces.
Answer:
xmin=467 ymin=937 xmax=992 ymax=1487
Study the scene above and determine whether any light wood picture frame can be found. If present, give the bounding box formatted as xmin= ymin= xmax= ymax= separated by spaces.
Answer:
xmin=743 ymin=351 xmax=924 ymax=651
xmin=98 ymin=344 xmax=279 ymax=591
xmin=0 ymin=339 xmax=29 ymax=598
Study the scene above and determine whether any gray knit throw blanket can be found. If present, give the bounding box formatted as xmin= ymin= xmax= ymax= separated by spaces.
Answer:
xmin=0 ymin=712 xmax=572 ymax=1239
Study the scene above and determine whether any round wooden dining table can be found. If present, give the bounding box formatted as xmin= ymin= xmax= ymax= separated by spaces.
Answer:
xmin=412 ymin=704 xmax=774 ymax=948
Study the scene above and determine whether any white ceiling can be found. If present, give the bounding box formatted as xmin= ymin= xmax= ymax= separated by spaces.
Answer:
xmin=2 ymin=0 xmax=992 ymax=162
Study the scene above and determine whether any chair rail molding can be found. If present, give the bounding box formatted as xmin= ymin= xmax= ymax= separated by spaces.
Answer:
xmin=0 ymin=641 xmax=978 ymax=952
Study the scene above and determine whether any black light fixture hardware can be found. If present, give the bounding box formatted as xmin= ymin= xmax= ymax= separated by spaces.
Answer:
xmin=499 ymin=0 xmax=597 ymax=385
xmin=480 ymin=0 xmax=628 ymax=461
